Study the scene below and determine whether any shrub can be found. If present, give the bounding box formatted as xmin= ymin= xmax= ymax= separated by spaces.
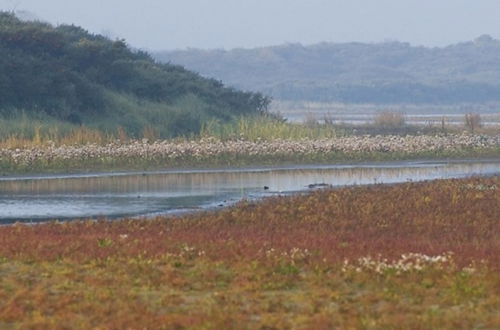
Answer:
xmin=465 ymin=113 xmax=481 ymax=133
xmin=0 ymin=12 xmax=271 ymax=137
xmin=373 ymin=111 xmax=406 ymax=128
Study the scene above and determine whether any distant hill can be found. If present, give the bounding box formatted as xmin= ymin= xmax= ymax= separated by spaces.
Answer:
xmin=155 ymin=36 xmax=500 ymax=105
xmin=0 ymin=12 xmax=270 ymax=137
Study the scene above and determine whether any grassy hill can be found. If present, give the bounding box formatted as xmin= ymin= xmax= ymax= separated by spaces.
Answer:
xmin=0 ymin=12 xmax=270 ymax=138
xmin=155 ymin=36 xmax=500 ymax=105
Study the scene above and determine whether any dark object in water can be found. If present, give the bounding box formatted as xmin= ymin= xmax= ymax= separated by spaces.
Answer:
xmin=264 ymin=186 xmax=269 ymax=190
xmin=308 ymin=183 xmax=332 ymax=189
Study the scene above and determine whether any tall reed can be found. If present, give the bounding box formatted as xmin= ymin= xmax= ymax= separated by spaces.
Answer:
xmin=201 ymin=116 xmax=342 ymax=141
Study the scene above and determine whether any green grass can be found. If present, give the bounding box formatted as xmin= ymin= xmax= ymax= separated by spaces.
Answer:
xmin=0 ymin=114 xmax=343 ymax=145
xmin=201 ymin=117 xmax=344 ymax=140
xmin=0 ymin=111 xmax=78 ymax=141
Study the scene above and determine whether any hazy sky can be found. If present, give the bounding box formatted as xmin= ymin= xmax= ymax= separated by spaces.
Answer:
xmin=1 ymin=0 xmax=500 ymax=50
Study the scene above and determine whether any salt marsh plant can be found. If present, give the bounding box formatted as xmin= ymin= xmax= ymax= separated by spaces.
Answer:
xmin=1 ymin=132 xmax=499 ymax=174
xmin=0 ymin=177 xmax=498 ymax=328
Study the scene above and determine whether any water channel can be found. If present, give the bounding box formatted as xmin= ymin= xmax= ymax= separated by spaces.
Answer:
xmin=1 ymin=159 xmax=499 ymax=223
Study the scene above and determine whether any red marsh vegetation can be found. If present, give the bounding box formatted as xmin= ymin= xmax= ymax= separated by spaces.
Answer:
xmin=0 ymin=177 xmax=499 ymax=328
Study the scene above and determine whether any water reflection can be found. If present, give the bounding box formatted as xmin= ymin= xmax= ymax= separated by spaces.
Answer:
xmin=1 ymin=160 xmax=499 ymax=223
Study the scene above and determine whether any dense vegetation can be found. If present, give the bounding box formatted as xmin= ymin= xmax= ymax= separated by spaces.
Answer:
xmin=0 ymin=12 xmax=270 ymax=137
xmin=0 ymin=177 xmax=498 ymax=328
xmin=156 ymin=35 xmax=500 ymax=104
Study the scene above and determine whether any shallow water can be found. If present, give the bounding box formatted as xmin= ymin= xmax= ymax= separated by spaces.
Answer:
xmin=1 ymin=160 xmax=499 ymax=223
xmin=280 ymin=111 xmax=500 ymax=126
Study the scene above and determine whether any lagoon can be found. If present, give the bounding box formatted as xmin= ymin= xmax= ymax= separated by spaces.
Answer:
xmin=1 ymin=159 xmax=499 ymax=223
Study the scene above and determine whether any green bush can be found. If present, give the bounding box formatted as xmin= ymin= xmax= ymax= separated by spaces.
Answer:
xmin=0 ymin=12 xmax=271 ymax=137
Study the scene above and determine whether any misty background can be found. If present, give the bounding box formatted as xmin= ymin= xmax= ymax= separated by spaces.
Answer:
xmin=2 ymin=0 xmax=500 ymax=127
xmin=2 ymin=0 xmax=500 ymax=50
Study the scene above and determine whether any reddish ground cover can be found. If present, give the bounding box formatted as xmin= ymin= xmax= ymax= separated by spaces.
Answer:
xmin=0 ymin=177 xmax=499 ymax=328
